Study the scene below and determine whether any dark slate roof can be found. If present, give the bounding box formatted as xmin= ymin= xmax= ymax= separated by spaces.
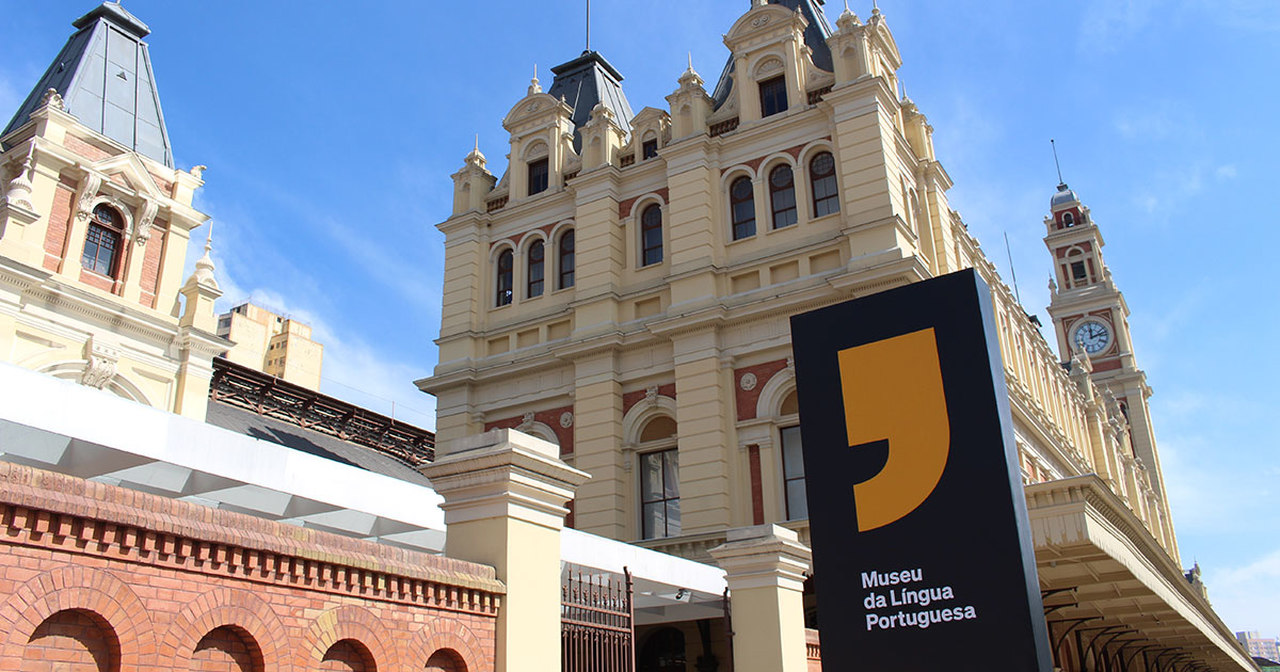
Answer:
xmin=3 ymin=2 xmax=173 ymax=167
xmin=206 ymin=401 xmax=434 ymax=489
xmin=547 ymin=50 xmax=635 ymax=153
xmin=711 ymin=0 xmax=835 ymax=111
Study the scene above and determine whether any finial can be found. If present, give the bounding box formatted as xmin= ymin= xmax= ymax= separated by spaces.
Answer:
xmin=688 ymin=51 xmax=694 ymax=71
xmin=1050 ymin=138 xmax=1065 ymax=186
xmin=475 ymin=134 xmax=479 ymax=152
xmin=528 ymin=64 xmax=543 ymax=95
xmin=586 ymin=0 xmax=591 ymax=52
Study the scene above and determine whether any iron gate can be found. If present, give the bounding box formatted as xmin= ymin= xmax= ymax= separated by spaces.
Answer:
xmin=562 ymin=564 xmax=635 ymax=672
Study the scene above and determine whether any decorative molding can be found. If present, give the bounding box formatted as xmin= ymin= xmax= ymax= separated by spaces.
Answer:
xmin=80 ymin=336 xmax=121 ymax=390
xmin=134 ymin=198 xmax=159 ymax=245
xmin=559 ymin=411 xmax=574 ymax=428
xmin=74 ymin=173 xmax=104 ymax=222
xmin=39 ymin=87 xmax=64 ymax=111
xmin=739 ymin=372 xmax=758 ymax=391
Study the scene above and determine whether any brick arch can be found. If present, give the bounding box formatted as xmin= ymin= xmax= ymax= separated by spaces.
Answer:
xmin=305 ymin=605 xmax=397 ymax=670
xmin=407 ymin=618 xmax=490 ymax=672
xmin=0 ymin=565 xmax=154 ymax=668
xmin=159 ymin=586 xmax=291 ymax=672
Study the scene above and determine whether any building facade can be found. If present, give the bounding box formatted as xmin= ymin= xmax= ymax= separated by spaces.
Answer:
xmin=421 ymin=0 xmax=1250 ymax=669
xmin=0 ymin=2 xmax=225 ymax=420
xmin=1238 ymin=632 xmax=1280 ymax=661
xmin=217 ymin=301 xmax=325 ymax=390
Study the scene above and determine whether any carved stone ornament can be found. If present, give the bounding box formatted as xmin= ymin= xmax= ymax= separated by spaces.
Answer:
xmin=134 ymin=199 xmax=159 ymax=245
xmin=526 ymin=101 xmax=542 ymax=114
xmin=751 ymin=14 xmax=771 ymax=28
xmin=40 ymin=88 xmax=65 ymax=111
xmin=190 ymin=164 xmax=207 ymax=180
xmin=3 ymin=155 xmax=36 ymax=210
xmin=80 ymin=338 xmax=121 ymax=390
xmin=75 ymin=174 xmax=104 ymax=221
xmin=739 ymin=372 xmax=758 ymax=391
xmin=559 ymin=411 xmax=574 ymax=428
xmin=518 ymin=411 xmax=536 ymax=430
xmin=644 ymin=385 xmax=660 ymax=407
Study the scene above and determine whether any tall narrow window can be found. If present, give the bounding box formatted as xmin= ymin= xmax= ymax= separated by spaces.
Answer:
xmin=730 ymin=177 xmax=756 ymax=240
xmin=527 ymin=239 xmax=545 ymax=298
xmin=640 ymin=448 xmax=680 ymax=539
xmin=640 ymin=204 xmax=663 ymax=266
xmin=528 ymin=158 xmax=549 ymax=196
xmin=781 ymin=426 xmax=807 ymax=520
xmin=810 ymin=152 xmax=839 ymax=218
xmin=82 ymin=204 xmax=123 ymax=277
xmin=496 ymin=249 xmax=514 ymax=306
xmin=1063 ymin=212 xmax=1075 ymax=227
xmin=770 ymin=165 xmax=797 ymax=229
xmin=558 ymin=229 xmax=575 ymax=289
xmin=642 ymin=139 xmax=659 ymax=160
xmin=759 ymin=76 xmax=788 ymax=118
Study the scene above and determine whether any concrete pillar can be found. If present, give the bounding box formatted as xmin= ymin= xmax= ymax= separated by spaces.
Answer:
xmin=421 ymin=429 xmax=590 ymax=672
xmin=710 ymin=524 xmax=812 ymax=672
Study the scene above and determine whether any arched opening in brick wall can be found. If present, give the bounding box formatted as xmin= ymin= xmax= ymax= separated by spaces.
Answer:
xmin=321 ymin=638 xmax=377 ymax=672
xmin=191 ymin=625 xmax=263 ymax=672
xmin=425 ymin=648 xmax=468 ymax=672
xmin=23 ymin=608 xmax=120 ymax=672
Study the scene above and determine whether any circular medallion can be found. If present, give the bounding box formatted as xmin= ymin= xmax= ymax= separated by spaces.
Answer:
xmin=740 ymin=372 xmax=758 ymax=391
xmin=560 ymin=412 xmax=574 ymax=428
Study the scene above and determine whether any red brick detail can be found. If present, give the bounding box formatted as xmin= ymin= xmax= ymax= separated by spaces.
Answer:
xmin=160 ymin=588 xmax=290 ymax=671
xmin=618 ymin=187 xmax=670 ymax=220
xmin=409 ymin=617 xmax=492 ymax=672
xmin=484 ymin=404 xmax=574 ymax=456
xmin=1055 ymin=241 xmax=1092 ymax=258
xmin=63 ymin=135 xmax=113 ymax=163
xmin=748 ymin=444 xmax=764 ymax=526
xmin=735 ymin=359 xmax=790 ymax=421
xmin=319 ymin=639 xmax=375 ymax=671
xmin=303 ymin=605 xmax=395 ymax=670
xmin=44 ymin=184 xmax=76 ymax=271
xmin=78 ymin=268 xmax=115 ymax=293
xmin=621 ymin=384 xmax=677 ymax=417
xmin=191 ymin=625 xmax=260 ymax=672
xmin=0 ymin=462 xmax=500 ymax=672
xmin=22 ymin=608 xmax=118 ymax=672
xmin=1054 ymin=206 xmax=1084 ymax=230
xmin=0 ymin=565 xmax=154 ymax=669
xmin=1092 ymin=358 xmax=1123 ymax=372
xmin=139 ymin=220 xmax=167 ymax=308
xmin=721 ymin=138 xmax=831 ymax=176
xmin=148 ymin=171 xmax=174 ymax=196
xmin=489 ymin=222 xmax=557 ymax=251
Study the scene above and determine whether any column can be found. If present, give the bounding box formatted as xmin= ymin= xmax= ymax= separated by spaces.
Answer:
xmin=709 ymin=524 xmax=812 ymax=672
xmin=421 ymin=429 xmax=590 ymax=672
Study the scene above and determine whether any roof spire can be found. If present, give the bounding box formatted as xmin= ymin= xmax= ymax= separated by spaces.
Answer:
xmin=528 ymin=64 xmax=542 ymax=95
xmin=585 ymin=0 xmax=591 ymax=52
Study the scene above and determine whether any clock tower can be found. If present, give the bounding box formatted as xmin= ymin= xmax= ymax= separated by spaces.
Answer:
xmin=1044 ymin=182 xmax=1167 ymax=500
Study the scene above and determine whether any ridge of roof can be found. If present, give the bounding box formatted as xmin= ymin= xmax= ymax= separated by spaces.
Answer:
xmin=2 ymin=2 xmax=174 ymax=167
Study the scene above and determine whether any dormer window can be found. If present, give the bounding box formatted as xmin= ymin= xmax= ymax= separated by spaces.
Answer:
xmin=82 ymin=204 xmax=124 ymax=278
xmin=642 ymin=139 xmax=658 ymax=160
xmin=528 ymin=158 xmax=549 ymax=196
xmin=759 ymin=76 xmax=788 ymax=118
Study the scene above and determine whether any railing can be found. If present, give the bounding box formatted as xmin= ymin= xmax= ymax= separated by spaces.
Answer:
xmin=562 ymin=565 xmax=635 ymax=672
xmin=807 ymin=85 xmax=833 ymax=105
xmin=486 ymin=195 xmax=509 ymax=213
xmin=805 ymin=629 xmax=821 ymax=671
xmin=209 ymin=357 xmax=434 ymax=466
xmin=709 ymin=117 xmax=740 ymax=137
xmin=619 ymin=154 xmax=636 ymax=168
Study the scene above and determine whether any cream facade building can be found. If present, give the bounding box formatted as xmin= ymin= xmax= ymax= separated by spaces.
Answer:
xmin=217 ymin=301 xmax=324 ymax=390
xmin=421 ymin=0 xmax=1251 ymax=668
xmin=0 ymin=2 xmax=224 ymax=420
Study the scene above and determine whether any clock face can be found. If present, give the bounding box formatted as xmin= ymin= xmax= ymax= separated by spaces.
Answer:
xmin=1073 ymin=320 xmax=1111 ymax=354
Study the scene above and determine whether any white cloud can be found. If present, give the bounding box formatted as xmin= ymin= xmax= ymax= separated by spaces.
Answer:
xmin=1204 ymin=547 xmax=1280 ymax=635
xmin=1216 ymin=164 xmax=1238 ymax=181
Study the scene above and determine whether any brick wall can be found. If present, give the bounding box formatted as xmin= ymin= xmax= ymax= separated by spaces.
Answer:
xmin=0 ymin=462 xmax=501 ymax=672
xmin=138 ymin=220 xmax=166 ymax=308
xmin=43 ymin=178 xmax=76 ymax=271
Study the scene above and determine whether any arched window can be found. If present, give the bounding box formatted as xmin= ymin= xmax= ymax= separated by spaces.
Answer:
xmin=527 ymin=239 xmax=545 ymax=298
xmin=558 ymin=229 xmax=575 ymax=289
xmin=82 ymin=204 xmax=124 ymax=277
xmin=810 ymin=152 xmax=839 ymax=217
xmin=640 ymin=204 xmax=663 ymax=266
xmin=730 ymin=176 xmax=756 ymax=240
xmin=1063 ymin=212 xmax=1075 ymax=227
xmin=496 ymin=249 xmax=514 ymax=306
xmin=769 ymin=165 xmax=797 ymax=229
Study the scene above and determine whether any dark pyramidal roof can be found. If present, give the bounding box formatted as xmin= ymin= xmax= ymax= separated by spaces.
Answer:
xmin=711 ymin=0 xmax=835 ymax=110
xmin=3 ymin=2 xmax=173 ymax=167
xmin=547 ymin=50 xmax=635 ymax=153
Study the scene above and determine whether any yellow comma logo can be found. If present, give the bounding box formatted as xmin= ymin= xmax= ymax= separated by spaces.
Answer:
xmin=837 ymin=328 xmax=950 ymax=532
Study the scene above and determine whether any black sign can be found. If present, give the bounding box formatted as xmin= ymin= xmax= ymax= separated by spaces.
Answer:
xmin=790 ymin=269 xmax=1052 ymax=671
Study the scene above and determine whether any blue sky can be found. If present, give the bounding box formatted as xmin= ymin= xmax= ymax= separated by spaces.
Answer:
xmin=6 ymin=1 xmax=1278 ymax=636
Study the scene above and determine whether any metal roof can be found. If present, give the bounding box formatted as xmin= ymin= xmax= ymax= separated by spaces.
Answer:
xmin=547 ymin=50 xmax=635 ymax=153
xmin=711 ymin=0 xmax=835 ymax=111
xmin=2 ymin=2 xmax=174 ymax=167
